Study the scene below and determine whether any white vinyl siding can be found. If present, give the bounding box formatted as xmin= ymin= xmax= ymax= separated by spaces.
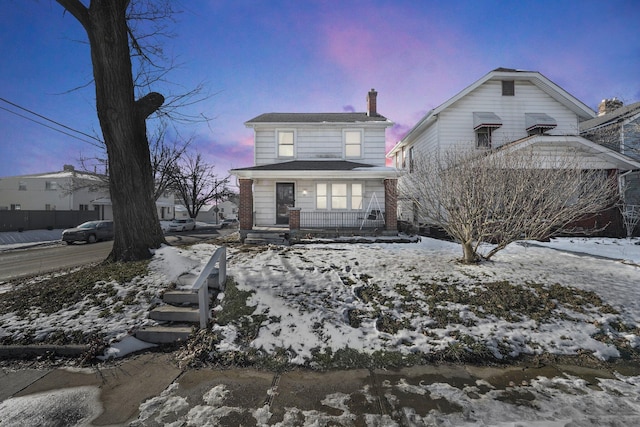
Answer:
xmin=435 ymin=80 xmax=581 ymax=153
xmin=253 ymin=124 xmax=388 ymax=166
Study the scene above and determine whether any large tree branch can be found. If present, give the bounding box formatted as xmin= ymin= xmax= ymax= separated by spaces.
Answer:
xmin=135 ymin=92 xmax=165 ymax=119
xmin=56 ymin=0 xmax=91 ymax=30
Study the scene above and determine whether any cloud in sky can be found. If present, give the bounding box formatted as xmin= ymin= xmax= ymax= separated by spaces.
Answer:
xmin=0 ymin=1 xmax=638 ymax=179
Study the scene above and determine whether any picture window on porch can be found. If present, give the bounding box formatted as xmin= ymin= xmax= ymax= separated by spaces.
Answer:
xmin=316 ymin=182 xmax=363 ymax=210
xmin=278 ymin=130 xmax=294 ymax=158
xmin=344 ymin=130 xmax=362 ymax=158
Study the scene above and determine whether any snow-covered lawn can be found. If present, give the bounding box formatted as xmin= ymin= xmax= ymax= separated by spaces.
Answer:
xmin=1 ymin=236 xmax=639 ymax=366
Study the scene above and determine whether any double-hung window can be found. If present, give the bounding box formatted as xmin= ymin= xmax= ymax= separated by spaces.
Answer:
xmin=344 ymin=130 xmax=362 ymax=158
xmin=316 ymin=183 xmax=363 ymax=210
xmin=278 ymin=130 xmax=294 ymax=158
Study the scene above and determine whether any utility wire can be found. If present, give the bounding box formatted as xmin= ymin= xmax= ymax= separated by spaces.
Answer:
xmin=0 ymin=96 xmax=104 ymax=148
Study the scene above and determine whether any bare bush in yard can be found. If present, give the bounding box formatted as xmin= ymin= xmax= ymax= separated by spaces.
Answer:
xmin=400 ymin=148 xmax=620 ymax=263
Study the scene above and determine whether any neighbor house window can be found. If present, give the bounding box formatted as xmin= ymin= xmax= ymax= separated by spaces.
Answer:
xmin=10 ymin=204 xmax=21 ymax=210
xmin=18 ymin=181 xmax=27 ymax=191
xmin=45 ymin=181 xmax=58 ymax=190
xmin=502 ymin=80 xmax=515 ymax=96
xmin=278 ymin=130 xmax=294 ymax=157
xmin=344 ymin=130 xmax=362 ymax=158
xmin=79 ymin=204 xmax=89 ymax=211
xmin=476 ymin=128 xmax=493 ymax=148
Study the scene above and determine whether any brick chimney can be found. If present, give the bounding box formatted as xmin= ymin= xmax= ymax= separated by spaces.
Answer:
xmin=598 ymin=98 xmax=623 ymax=116
xmin=367 ymin=88 xmax=378 ymax=117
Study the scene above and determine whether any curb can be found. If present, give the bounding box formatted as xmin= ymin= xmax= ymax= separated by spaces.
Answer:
xmin=0 ymin=344 xmax=89 ymax=359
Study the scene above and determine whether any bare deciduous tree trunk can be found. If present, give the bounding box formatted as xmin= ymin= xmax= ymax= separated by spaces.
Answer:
xmin=58 ymin=0 xmax=165 ymax=261
xmin=400 ymin=148 xmax=620 ymax=263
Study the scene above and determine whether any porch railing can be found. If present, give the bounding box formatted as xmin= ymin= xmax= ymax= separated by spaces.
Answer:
xmin=300 ymin=210 xmax=385 ymax=229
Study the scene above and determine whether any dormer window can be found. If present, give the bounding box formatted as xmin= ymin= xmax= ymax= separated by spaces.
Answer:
xmin=277 ymin=130 xmax=294 ymax=158
xmin=525 ymin=113 xmax=557 ymax=136
xmin=344 ymin=130 xmax=362 ymax=158
xmin=473 ymin=112 xmax=502 ymax=149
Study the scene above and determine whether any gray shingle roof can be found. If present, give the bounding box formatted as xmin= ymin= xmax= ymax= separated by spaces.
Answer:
xmin=231 ymin=160 xmax=377 ymax=172
xmin=245 ymin=112 xmax=389 ymax=124
xmin=580 ymin=102 xmax=640 ymax=131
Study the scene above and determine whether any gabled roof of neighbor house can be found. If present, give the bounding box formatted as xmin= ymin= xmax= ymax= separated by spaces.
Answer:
xmin=388 ymin=68 xmax=596 ymax=157
xmin=245 ymin=112 xmax=392 ymax=125
xmin=494 ymin=134 xmax=640 ymax=171
xmin=231 ymin=160 xmax=398 ymax=179
xmin=580 ymin=102 xmax=640 ymax=132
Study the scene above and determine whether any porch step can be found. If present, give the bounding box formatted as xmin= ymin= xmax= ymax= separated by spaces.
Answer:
xmin=134 ymin=325 xmax=193 ymax=344
xmin=176 ymin=270 xmax=222 ymax=290
xmin=162 ymin=290 xmax=199 ymax=305
xmin=149 ymin=305 xmax=200 ymax=323
xmin=245 ymin=231 xmax=289 ymax=246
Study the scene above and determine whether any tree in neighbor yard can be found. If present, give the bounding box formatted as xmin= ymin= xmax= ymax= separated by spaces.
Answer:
xmin=56 ymin=0 xmax=171 ymax=261
xmin=171 ymin=153 xmax=232 ymax=220
xmin=399 ymin=148 xmax=620 ymax=263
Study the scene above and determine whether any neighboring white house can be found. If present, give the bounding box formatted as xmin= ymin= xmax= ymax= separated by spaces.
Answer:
xmin=0 ymin=165 xmax=109 ymax=216
xmin=581 ymin=100 xmax=640 ymax=235
xmin=387 ymin=68 xmax=640 ymax=234
xmin=195 ymin=200 xmax=238 ymax=224
xmin=231 ymin=89 xmax=399 ymax=240
xmin=0 ymin=165 xmax=176 ymax=222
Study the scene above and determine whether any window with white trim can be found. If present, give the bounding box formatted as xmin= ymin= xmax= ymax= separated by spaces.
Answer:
xmin=316 ymin=183 xmax=327 ymax=209
xmin=476 ymin=127 xmax=493 ymax=148
xmin=18 ymin=181 xmax=27 ymax=191
xmin=344 ymin=130 xmax=362 ymax=158
xmin=278 ymin=130 xmax=294 ymax=158
xmin=316 ymin=183 xmax=364 ymax=210
xmin=45 ymin=181 xmax=58 ymax=191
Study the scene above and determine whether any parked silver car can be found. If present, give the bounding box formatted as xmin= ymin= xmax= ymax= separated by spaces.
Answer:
xmin=62 ymin=220 xmax=114 ymax=244
xmin=168 ymin=218 xmax=196 ymax=232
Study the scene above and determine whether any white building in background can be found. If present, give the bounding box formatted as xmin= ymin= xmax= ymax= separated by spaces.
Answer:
xmin=0 ymin=165 xmax=176 ymax=220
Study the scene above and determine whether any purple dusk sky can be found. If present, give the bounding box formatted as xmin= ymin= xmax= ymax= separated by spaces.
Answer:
xmin=0 ymin=0 xmax=638 ymax=183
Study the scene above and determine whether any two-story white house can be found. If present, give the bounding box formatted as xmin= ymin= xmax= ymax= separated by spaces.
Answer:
xmin=0 ymin=165 xmax=177 ymax=231
xmin=388 ymin=68 xmax=640 ymax=235
xmin=231 ymin=89 xmax=399 ymax=242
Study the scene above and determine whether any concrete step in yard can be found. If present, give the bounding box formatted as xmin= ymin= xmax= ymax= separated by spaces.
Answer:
xmin=162 ymin=290 xmax=199 ymax=305
xmin=134 ymin=325 xmax=193 ymax=344
xmin=149 ymin=305 xmax=200 ymax=323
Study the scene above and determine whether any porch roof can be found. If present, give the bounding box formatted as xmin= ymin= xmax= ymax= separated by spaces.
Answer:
xmin=231 ymin=160 xmax=399 ymax=179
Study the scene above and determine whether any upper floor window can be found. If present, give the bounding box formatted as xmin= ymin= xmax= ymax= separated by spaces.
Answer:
xmin=278 ymin=130 xmax=294 ymax=158
xmin=502 ymin=80 xmax=515 ymax=96
xmin=473 ymin=112 xmax=502 ymax=149
xmin=344 ymin=130 xmax=362 ymax=158
xmin=18 ymin=181 xmax=27 ymax=191
xmin=476 ymin=128 xmax=493 ymax=149
xmin=45 ymin=181 xmax=58 ymax=191
xmin=408 ymin=147 xmax=414 ymax=172
xmin=525 ymin=113 xmax=557 ymax=136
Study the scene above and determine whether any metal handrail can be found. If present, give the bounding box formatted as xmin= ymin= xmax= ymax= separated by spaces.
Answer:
xmin=191 ymin=246 xmax=227 ymax=328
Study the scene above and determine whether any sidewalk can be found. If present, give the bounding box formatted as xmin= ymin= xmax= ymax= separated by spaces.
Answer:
xmin=3 ymin=352 xmax=637 ymax=426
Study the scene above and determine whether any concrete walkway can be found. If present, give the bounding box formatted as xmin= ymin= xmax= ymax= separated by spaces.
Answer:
xmin=2 ymin=352 xmax=638 ymax=426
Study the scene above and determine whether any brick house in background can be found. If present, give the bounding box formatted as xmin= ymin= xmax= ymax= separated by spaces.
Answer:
xmin=230 ymin=90 xmax=399 ymax=243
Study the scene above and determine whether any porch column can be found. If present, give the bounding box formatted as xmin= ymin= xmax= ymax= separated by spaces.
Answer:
xmin=384 ymin=178 xmax=398 ymax=231
xmin=288 ymin=207 xmax=301 ymax=230
xmin=239 ymin=179 xmax=254 ymax=235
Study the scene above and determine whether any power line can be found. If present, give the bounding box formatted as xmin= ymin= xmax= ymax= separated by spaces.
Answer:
xmin=0 ymin=96 xmax=104 ymax=148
